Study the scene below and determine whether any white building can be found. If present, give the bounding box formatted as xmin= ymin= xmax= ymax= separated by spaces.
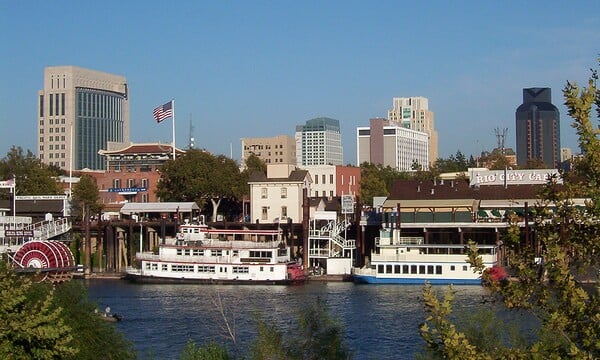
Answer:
xmin=295 ymin=117 xmax=343 ymax=166
xmin=357 ymin=118 xmax=429 ymax=171
xmin=248 ymin=164 xmax=311 ymax=224
xmin=388 ymin=97 xmax=438 ymax=163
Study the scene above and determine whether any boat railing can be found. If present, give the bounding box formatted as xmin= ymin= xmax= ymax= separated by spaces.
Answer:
xmin=376 ymin=236 xmax=423 ymax=246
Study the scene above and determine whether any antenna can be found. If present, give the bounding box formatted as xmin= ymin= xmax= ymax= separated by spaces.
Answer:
xmin=494 ymin=127 xmax=508 ymax=154
xmin=188 ymin=114 xmax=195 ymax=149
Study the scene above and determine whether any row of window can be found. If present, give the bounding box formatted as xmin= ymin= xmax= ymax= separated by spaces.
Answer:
xmin=111 ymin=178 xmax=149 ymax=188
xmin=39 ymin=135 xmax=66 ymax=143
xmin=261 ymin=187 xmax=287 ymax=199
xmin=39 ymin=127 xmax=66 ymax=134
xmin=261 ymin=206 xmax=287 ymax=220
xmin=144 ymin=262 xmax=275 ymax=273
xmin=39 ymin=118 xmax=66 ymax=126
xmin=376 ymin=264 xmax=469 ymax=275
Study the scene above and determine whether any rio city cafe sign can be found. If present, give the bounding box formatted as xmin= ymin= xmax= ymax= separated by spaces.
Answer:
xmin=469 ymin=169 xmax=562 ymax=186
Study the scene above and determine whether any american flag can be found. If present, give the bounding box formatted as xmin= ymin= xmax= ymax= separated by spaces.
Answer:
xmin=153 ymin=101 xmax=173 ymax=123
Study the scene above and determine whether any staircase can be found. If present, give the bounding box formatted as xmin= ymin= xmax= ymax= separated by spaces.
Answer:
xmin=25 ymin=218 xmax=72 ymax=241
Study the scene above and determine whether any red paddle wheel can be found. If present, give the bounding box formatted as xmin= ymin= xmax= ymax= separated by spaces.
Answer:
xmin=12 ymin=241 xmax=76 ymax=283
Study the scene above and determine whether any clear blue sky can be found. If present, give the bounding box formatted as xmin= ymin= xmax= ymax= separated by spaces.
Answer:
xmin=1 ymin=1 xmax=598 ymax=165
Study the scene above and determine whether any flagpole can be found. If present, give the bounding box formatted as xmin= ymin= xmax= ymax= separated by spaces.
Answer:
xmin=172 ymin=99 xmax=176 ymax=160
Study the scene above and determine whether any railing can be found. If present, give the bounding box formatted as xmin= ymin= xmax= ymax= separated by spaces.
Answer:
xmin=25 ymin=218 xmax=72 ymax=241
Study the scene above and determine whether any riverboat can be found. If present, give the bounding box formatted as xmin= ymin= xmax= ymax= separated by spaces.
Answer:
xmin=353 ymin=228 xmax=498 ymax=285
xmin=125 ymin=218 xmax=306 ymax=285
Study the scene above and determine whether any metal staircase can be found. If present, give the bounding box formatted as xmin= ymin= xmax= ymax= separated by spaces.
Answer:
xmin=25 ymin=218 xmax=72 ymax=241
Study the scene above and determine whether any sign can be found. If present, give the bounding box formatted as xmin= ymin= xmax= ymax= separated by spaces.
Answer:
xmin=108 ymin=187 xmax=148 ymax=193
xmin=341 ymin=195 xmax=354 ymax=214
xmin=4 ymin=229 xmax=34 ymax=237
xmin=0 ymin=180 xmax=15 ymax=188
xmin=469 ymin=169 xmax=562 ymax=187
xmin=16 ymin=195 xmax=67 ymax=200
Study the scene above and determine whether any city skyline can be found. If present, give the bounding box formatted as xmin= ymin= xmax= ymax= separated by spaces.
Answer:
xmin=1 ymin=2 xmax=599 ymax=165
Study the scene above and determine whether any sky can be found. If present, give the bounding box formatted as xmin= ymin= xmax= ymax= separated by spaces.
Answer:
xmin=1 ymin=1 xmax=599 ymax=165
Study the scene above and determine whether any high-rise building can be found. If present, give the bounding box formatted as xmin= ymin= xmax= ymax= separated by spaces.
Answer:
xmin=241 ymin=135 xmax=296 ymax=167
xmin=37 ymin=66 xmax=129 ymax=171
xmin=515 ymin=88 xmax=560 ymax=167
xmin=357 ymin=118 xmax=429 ymax=171
xmin=295 ymin=117 xmax=343 ymax=166
xmin=388 ymin=97 xmax=438 ymax=162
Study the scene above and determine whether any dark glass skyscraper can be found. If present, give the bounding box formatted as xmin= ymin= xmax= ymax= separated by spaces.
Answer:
xmin=515 ymin=88 xmax=560 ymax=168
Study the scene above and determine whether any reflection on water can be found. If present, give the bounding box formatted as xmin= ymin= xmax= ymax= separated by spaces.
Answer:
xmin=86 ymin=280 xmax=488 ymax=359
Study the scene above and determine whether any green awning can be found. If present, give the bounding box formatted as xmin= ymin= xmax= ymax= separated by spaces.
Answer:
xmin=477 ymin=209 xmax=488 ymax=217
xmin=491 ymin=209 xmax=502 ymax=217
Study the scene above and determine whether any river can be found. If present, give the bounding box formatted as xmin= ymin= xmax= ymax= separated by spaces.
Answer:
xmin=86 ymin=279 xmax=489 ymax=359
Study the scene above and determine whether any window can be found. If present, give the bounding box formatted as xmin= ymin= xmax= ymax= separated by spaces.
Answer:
xmin=113 ymin=179 xmax=121 ymax=188
xmin=127 ymin=179 xmax=135 ymax=188
xmin=427 ymin=265 xmax=434 ymax=274
xmin=280 ymin=187 xmax=287 ymax=198
xmin=436 ymin=266 xmax=442 ymax=274
xmin=261 ymin=207 xmax=268 ymax=220
xmin=322 ymin=175 xmax=326 ymax=184
xmin=411 ymin=265 xmax=417 ymax=274
xmin=314 ymin=175 xmax=318 ymax=184
xmin=261 ymin=188 xmax=267 ymax=199
xmin=419 ymin=265 xmax=426 ymax=274
xmin=378 ymin=265 xmax=384 ymax=274
xmin=403 ymin=265 xmax=409 ymax=273
xmin=281 ymin=206 xmax=287 ymax=218
xmin=394 ymin=265 xmax=401 ymax=273
xmin=386 ymin=265 xmax=392 ymax=273
xmin=330 ymin=174 xmax=334 ymax=184
xmin=450 ymin=265 xmax=455 ymax=271
xmin=462 ymin=265 xmax=468 ymax=271
xmin=141 ymin=178 xmax=149 ymax=188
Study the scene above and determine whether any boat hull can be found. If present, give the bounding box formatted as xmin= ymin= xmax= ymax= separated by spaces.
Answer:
xmin=353 ymin=274 xmax=482 ymax=285
xmin=125 ymin=272 xmax=295 ymax=285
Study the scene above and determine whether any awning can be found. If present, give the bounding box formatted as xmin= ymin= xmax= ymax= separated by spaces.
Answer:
xmin=120 ymin=202 xmax=200 ymax=215
xmin=382 ymin=199 xmax=477 ymax=212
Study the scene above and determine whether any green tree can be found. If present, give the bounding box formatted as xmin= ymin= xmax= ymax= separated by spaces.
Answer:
xmin=240 ymin=154 xmax=267 ymax=198
xmin=72 ymin=174 xmax=101 ymax=221
xmin=157 ymin=149 xmax=244 ymax=221
xmin=0 ymin=261 xmax=77 ymax=359
xmin=358 ymin=163 xmax=390 ymax=206
xmin=420 ymin=58 xmax=600 ymax=359
xmin=0 ymin=146 xmax=62 ymax=199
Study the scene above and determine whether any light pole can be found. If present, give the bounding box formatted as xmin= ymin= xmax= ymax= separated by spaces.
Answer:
xmin=139 ymin=217 xmax=143 ymax=254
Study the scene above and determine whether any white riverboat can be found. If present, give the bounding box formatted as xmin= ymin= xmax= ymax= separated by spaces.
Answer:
xmin=353 ymin=228 xmax=498 ymax=285
xmin=125 ymin=218 xmax=306 ymax=285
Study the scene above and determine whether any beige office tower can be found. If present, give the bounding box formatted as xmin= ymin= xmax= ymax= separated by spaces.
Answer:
xmin=241 ymin=135 xmax=297 ymax=167
xmin=388 ymin=97 xmax=438 ymax=163
xmin=37 ymin=66 xmax=129 ymax=171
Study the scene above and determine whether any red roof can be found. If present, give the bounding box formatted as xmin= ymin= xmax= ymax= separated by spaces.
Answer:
xmin=99 ymin=143 xmax=185 ymax=155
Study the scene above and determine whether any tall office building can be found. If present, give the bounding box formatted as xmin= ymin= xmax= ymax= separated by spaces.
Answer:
xmin=357 ymin=118 xmax=429 ymax=171
xmin=388 ymin=97 xmax=438 ymax=162
xmin=241 ymin=135 xmax=296 ymax=166
xmin=37 ymin=66 xmax=129 ymax=171
xmin=295 ymin=117 xmax=343 ymax=166
xmin=515 ymin=88 xmax=560 ymax=168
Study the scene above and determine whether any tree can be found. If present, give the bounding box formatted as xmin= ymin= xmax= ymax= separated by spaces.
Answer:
xmin=72 ymin=174 xmax=101 ymax=221
xmin=420 ymin=58 xmax=600 ymax=359
xmin=240 ymin=154 xmax=267 ymax=199
xmin=358 ymin=163 xmax=390 ymax=206
xmin=157 ymin=150 xmax=244 ymax=221
xmin=0 ymin=261 xmax=77 ymax=359
xmin=0 ymin=146 xmax=62 ymax=199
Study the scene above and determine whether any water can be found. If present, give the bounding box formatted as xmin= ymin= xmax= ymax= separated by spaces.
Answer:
xmin=86 ymin=279 xmax=488 ymax=359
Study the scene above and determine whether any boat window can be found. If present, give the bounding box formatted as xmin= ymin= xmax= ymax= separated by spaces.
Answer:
xmin=233 ymin=250 xmax=239 ymax=257
xmin=172 ymin=265 xmax=194 ymax=272
xmin=145 ymin=263 xmax=151 ymax=270
xmin=403 ymin=265 xmax=409 ymax=274
xmin=162 ymin=264 xmax=168 ymax=271
xmin=378 ymin=265 xmax=384 ymax=274
xmin=427 ymin=265 xmax=434 ymax=274
xmin=419 ymin=265 xmax=425 ymax=274
xmin=214 ymin=250 xmax=223 ymax=257
xmin=176 ymin=249 xmax=183 ymax=255
xmin=450 ymin=265 xmax=455 ymax=271
xmin=462 ymin=265 xmax=468 ymax=271
xmin=270 ymin=267 xmax=274 ymax=272
xmin=260 ymin=266 xmax=264 ymax=272
xmin=394 ymin=265 xmax=400 ymax=274
xmin=151 ymin=263 xmax=158 ymax=270
xmin=436 ymin=266 xmax=442 ymax=274
xmin=233 ymin=266 xmax=249 ymax=274
xmin=198 ymin=266 xmax=215 ymax=273
xmin=192 ymin=250 xmax=204 ymax=256
xmin=411 ymin=265 xmax=417 ymax=274
xmin=184 ymin=249 xmax=191 ymax=256
xmin=386 ymin=265 xmax=392 ymax=274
